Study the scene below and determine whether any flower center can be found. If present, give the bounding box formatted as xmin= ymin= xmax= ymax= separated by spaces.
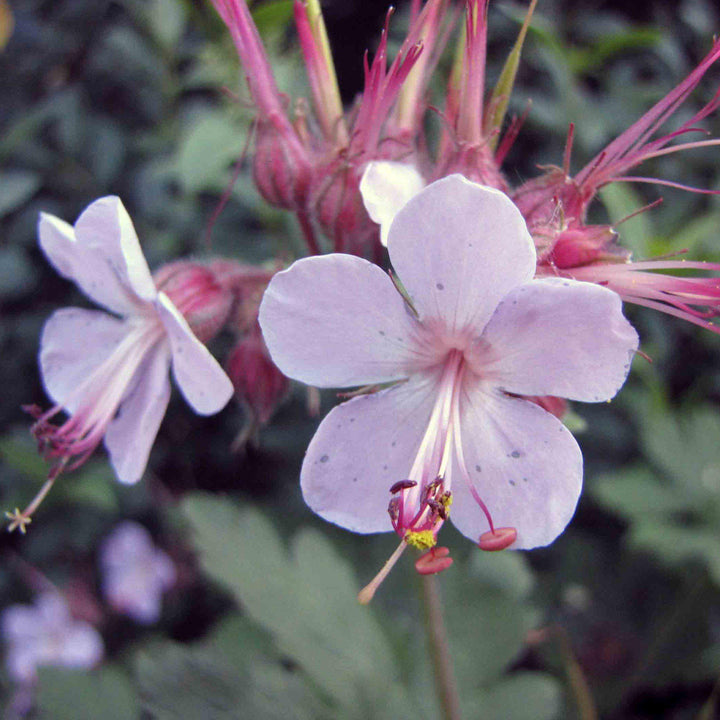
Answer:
xmin=358 ymin=348 xmax=517 ymax=604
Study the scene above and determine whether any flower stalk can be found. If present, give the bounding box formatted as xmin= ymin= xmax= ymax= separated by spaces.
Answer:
xmin=420 ymin=574 xmax=463 ymax=720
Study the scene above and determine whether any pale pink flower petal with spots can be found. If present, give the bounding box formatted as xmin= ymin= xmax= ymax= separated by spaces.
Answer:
xmin=259 ymin=253 xmax=433 ymax=388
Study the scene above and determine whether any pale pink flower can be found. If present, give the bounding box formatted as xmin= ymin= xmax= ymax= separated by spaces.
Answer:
xmin=11 ymin=198 xmax=233 ymax=532
xmin=100 ymin=521 xmax=176 ymax=624
xmin=2 ymin=593 xmax=103 ymax=684
xmin=360 ymin=161 xmax=425 ymax=247
xmin=259 ymin=175 xmax=638 ymax=600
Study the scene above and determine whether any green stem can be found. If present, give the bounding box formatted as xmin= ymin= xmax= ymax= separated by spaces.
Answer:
xmin=420 ymin=574 xmax=463 ymax=720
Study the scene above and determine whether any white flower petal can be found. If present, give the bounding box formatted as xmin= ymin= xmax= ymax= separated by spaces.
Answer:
xmin=156 ymin=293 xmax=233 ymax=415
xmin=450 ymin=388 xmax=583 ymax=550
xmin=104 ymin=343 xmax=172 ymax=484
xmin=360 ymin=161 xmax=425 ymax=246
xmin=39 ymin=212 xmax=144 ymax=316
xmin=39 ymin=308 xmax=129 ymax=413
xmin=74 ymin=196 xmax=157 ymax=304
xmin=387 ymin=176 xmax=536 ymax=339
xmin=259 ymin=254 xmax=435 ymax=388
xmin=55 ymin=624 xmax=104 ymax=669
xmin=301 ymin=373 xmax=441 ymax=533
xmin=474 ymin=278 xmax=639 ymax=401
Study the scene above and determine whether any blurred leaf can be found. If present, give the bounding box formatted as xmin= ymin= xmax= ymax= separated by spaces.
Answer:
xmin=594 ymin=466 xmax=683 ymax=518
xmin=599 ymin=183 xmax=654 ymax=257
xmin=641 ymin=406 xmax=720 ymax=497
xmin=182 ymin=494 xmax=412 ymax=717
xmin=567 ymin=27 xmax=663 ymax=74
xmin=470 ymin=546 xmax=534 ymax=600
xmin=36 ymin=666 xmax=139 ymax=720
xmin=135 ymin=642 xmax=244 ymax=719
xmin=174 ymin=110 xmax=245 ymax=193
xmin=0 ymin=246 xmax=35 ymax=300
xmin=136 ymin=623 xmax=324 ymax=719
xmin=252 ymin=0 xmax=294 ymax=36
xmin=630 ymin=522 xmax=720 ymax=583
xmin=0 ymin=170 xmax=41 ymax=216
xmin=0 ymin=432 xmax=50 ymax=481
xmin=443 ymin=570 xmax=537 ymax=688
xmin=473 ymin=672 xmax=561 ymax=720
xmin=147 ymin=0 xmax=188 ymax=50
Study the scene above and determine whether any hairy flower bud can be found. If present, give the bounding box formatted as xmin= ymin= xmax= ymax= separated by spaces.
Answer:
xmin=153 ymin=261 xmax=234 ymax=344
xmin=311 ymin=161 xmax=379 ymax=255
xmin=253 ymin=118 xmax=314 ymax=211
xmin=226 ymin=326 xmax=289 ymax=425
xmin=550 ymin=226 xmax=624 ymax=270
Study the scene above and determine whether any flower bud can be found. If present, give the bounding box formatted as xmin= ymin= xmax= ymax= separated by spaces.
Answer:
xmin=253 ymin=118 xmax=313 ymax=211
xmin=550 ymin=225 xmax=621 ymax=269
xmin=226 ymin=326 xmax=289 ymax=425
xmin=153 ymin=261 xmax=234 ymax=344
xmin=311 ymin=160 xmax=379 ymax=255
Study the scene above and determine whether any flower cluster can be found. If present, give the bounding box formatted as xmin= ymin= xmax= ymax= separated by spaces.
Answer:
xmin=214 ymin=0 xmax=720 ymax=331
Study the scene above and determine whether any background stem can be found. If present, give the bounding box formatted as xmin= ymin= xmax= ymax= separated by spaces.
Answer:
xmin=420 ymin=574 xmax=463 ymax=720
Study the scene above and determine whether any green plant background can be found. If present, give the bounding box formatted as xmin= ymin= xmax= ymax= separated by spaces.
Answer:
xmin=1 ymin=0 xmax=719 ymax=718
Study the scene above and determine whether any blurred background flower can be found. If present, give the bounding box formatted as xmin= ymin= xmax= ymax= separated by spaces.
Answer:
xmin=100 ymin=521 xmax=176 ymax=624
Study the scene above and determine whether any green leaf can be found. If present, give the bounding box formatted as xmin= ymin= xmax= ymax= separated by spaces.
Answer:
xmin=487 ymin=0 xmax=537 ymax=148
xmin=36 ymin=666 xmax=139 ymax=720
xmin=0 ymin=170 xmax=41 ymax=216
xmin=136 ymin=617 xmax=325 ymax=719
xmin=594 ymin=467 xmax=682 ymax=518
xmin=629 ymin=521 xmax=720 ymax=584
xmin=252 ymin=0 xmax=294 ymax=37
xmin=147 ymin=0 xmax=188 ymax=49
xmin=470 ymin=546 xmax=534 ymax=600
xmin=174 ymin=110 xmax=245 ymax=193
xmin=135 ymin=642 xmax=245 ymax=719
xmin=472 ymin=672 xmax=562 ymax=720
xmin=599 ymin=183 xmax=654 ymax=257
xmin=640 ymin=407 xmax=720 ymax=502
xmin=182 ymin=494 xmax=410 ymax=715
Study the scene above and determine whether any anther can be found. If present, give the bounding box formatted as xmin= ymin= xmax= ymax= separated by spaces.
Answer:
xmin=478 ymin=527 xmax=517 ymax=551
xmin=389 ymin=479 xmax=417 ymax=494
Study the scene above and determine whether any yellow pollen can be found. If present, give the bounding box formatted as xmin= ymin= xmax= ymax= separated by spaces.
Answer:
xmin=404 ymin=530 xmax=437 ymax=550
xmin=440 ymin=493 xmax=453 ymax=513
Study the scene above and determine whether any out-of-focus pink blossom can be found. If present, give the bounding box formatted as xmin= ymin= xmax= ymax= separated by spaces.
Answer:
xmin=2 ymin=593 xmax=103 ymax=684
xmin=100 ymin=522 xmax=176 ymax=624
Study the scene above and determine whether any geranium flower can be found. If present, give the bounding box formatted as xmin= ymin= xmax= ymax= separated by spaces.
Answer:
xmin=100 ymin=521 xmax=176 ymax=624
xmin=8 ymin=197 xmax=233 ymax=532
xmin=259 ymin=175 xmax=638 ymax=600
xmin=1 ymin=592 xmax=103 ymax=684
